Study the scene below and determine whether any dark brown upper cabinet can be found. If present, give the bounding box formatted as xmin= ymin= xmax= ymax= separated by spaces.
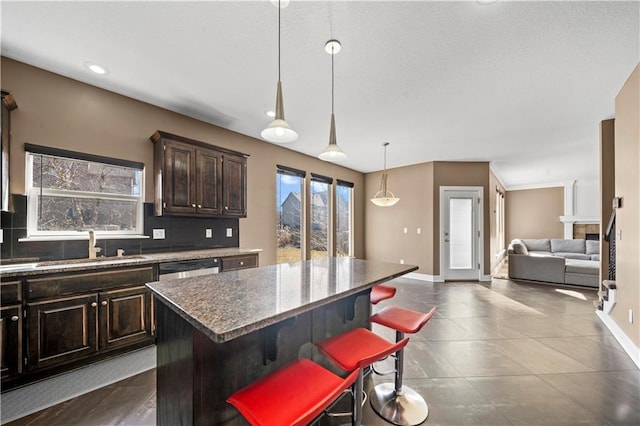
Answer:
xmin=150 ymin=131 xmax=248 ymax=217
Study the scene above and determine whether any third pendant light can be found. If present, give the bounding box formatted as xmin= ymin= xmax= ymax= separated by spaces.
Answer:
xmin=319 ymin=39 xmax=347 ymax=162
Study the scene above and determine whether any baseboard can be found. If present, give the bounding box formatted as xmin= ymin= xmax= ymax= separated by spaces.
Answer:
xmin=481 ymin=274 xmax=492 ymax=282
xmin=596 ymin=310 xmax=640 ymax=369
xmin=404 ymin=272 xmax=444 ymax=282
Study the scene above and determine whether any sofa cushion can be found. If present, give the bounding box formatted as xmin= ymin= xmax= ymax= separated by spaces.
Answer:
xmin=591 ymin=254 xmax=600 ymax=261
xmin=553 ymin=252 xmax=591 ymax=260
xmin=529 ymin=251 xmax=556 ymax=257
xmin=522 ymin=239 xmax=551 ymax=252
xmin=586 ymin=240 xmax=599 ymax=255
xmin=551 ymin=239 xmax=585 ymax=254
xmin=511 ymin=242 xmax=529 ymax=255
xmin=565 ymin=259 xmax=599 ymax=275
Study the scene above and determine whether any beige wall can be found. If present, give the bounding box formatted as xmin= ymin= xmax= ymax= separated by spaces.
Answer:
xmin=505 ymin=186 xmax=564 ymax=243
xmin=613 ymin=63 xmax=640 ymax=348
xmin=1 ymin=58 xmax=364 ymax=266
xmin=364 ymin=161 xmax=492 ymax=278
xmin=489 ymin=170 xmax=507 ymax=273
xmin=599 ymin=119 xmax=615 ymax=287
xmin=364 ymin=162 xmax=434 ymax=274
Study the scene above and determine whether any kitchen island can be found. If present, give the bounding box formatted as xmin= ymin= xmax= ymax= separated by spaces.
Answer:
xmin=147 ymin=257 xmax=417 ymax=425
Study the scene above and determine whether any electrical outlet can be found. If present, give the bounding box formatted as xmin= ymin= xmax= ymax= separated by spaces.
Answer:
xmin=205 ymin=229 xmax=212 ymax=239
xmin=417 ymin=228 xmax=421 ymax=234
xmin=403 ymin=227 xmax=408 ymax=234
xmin=152 ymin=229 xmax=165 ymax=239
xmin=226 ymin=228 xmax=233 ymax=238
xmin=400 ymin=259 xmax=404 ymax=264
xmin=629 ymin=309 xmax=634 ymax=324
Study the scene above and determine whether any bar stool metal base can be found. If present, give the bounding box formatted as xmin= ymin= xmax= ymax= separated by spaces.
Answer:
xmin=370 ymin=382 xmax=429 ymax=426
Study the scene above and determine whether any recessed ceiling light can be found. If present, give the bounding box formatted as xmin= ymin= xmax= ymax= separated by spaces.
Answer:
xmin=264 ymin=110 xmax=276 ymax=118
xmin=84 ymin=62 xmax=108 ymax=75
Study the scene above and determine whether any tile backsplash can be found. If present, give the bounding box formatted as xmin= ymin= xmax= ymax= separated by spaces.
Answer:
xmin=1 ymin=195 xmax=239 ymax=262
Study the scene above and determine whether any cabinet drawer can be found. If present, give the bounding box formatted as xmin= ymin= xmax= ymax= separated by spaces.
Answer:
xmin=221 ymin=255 xmax=258 ymax=272
xmin=1 ymin=281 xmax=21 ymax=305
xmin=27 ymin=267 xmax=155 ymax=300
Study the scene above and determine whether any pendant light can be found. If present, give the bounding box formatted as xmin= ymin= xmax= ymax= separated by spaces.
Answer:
xmin=319 ymin=39 xmax=347 ymax=162
xmin=261 ymin=0 xmax=298 ymax=143
xmin=370 ymin=142 xmax=400 ymax=207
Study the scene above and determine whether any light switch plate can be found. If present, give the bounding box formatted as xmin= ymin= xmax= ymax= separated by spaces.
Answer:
xmin=206 ymin=229 xmax=213 ymax=238
xmin=153 ymin=229 xmax=165 ymax=239
xmin=226 ymin=228 xmax=233 ymax=238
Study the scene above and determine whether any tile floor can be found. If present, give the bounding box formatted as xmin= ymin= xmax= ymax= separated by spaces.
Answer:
xmin=7 ymin=277 xmax=640 ymax=426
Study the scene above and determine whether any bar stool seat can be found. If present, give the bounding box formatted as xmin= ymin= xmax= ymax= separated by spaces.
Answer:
xmin=227 ymin=358 xmax=360 ymax=426
xmin=368 ymin=306 xmax=436 ymax=426
xmin=370 ymin=284 xmax=397 ymax=305
xmin=316 ymin=327 xmax=409 ymax=425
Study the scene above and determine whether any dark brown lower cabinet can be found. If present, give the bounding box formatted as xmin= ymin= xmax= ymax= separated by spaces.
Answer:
xmin=0 ymin=305 xmax=22 ymax=379
xmin=26 ymin=294 xmax=99 ymax=370
xmin=99 ymin=286 xmax=150 ymax=351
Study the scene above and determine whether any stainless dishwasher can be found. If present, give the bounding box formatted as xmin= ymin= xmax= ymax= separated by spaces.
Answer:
xmin=158 ymin=258 xmax=220 ymax=281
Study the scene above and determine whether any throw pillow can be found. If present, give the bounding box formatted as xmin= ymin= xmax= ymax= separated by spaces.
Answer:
xmin=512 ymin=243 xmax=528 ymax=255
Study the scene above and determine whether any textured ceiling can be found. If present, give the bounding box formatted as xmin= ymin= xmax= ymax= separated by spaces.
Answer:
xmin=2 ymin=1 xmax=639 ymax=188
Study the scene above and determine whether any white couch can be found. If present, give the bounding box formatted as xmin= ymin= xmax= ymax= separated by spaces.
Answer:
xmin=508 ymin=238 xmax=600 ymax=288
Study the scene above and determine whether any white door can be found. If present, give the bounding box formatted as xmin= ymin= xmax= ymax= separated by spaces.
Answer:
xmin=441 ymin=188 xmax=482 ymax=281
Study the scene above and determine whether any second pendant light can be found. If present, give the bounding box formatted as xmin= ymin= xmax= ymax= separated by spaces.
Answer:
xmin=319 ymin=39 xmax=347 ymax=162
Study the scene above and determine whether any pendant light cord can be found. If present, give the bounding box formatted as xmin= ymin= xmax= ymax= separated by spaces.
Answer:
xmin=278 ymin=0 xmax=281 ymax=82
xmin=331 ymin=44 xmax=335 ymax=114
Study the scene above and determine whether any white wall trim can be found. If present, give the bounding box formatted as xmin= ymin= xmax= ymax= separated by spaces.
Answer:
xmin=404 ymin=272 xmax=444 ymax=282
xmin=489 ymin=163 xmax=507 ymax=189
xmin=481 ymin=274 xmax=492 ymax=282
xmin=596 ymin=310 xmax=640 ymax=370
xmin=505 ymin=182 xmax=565 ymax=191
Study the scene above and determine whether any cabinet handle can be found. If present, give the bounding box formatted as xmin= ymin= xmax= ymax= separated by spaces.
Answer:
xmin=101 ymin=301 xmax=108 ymax=306
xmin=225 ymin=206 xmax=229 ymax=210
xmin=240 ymin=261 xmax=244 ymax=266
xmin=91 ymin=302 xmax=98 ymax=307
xmin=192 ymin=204 xmax=196 ymax=208
xmin=11 ymin=316 xmax=19 ymax=322
xmin=197 ymin=204 xmax=202 ymax=208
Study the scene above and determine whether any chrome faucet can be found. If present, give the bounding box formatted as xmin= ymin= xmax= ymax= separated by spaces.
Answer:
xmin=88 ymin=230 xmax=102 ymax=259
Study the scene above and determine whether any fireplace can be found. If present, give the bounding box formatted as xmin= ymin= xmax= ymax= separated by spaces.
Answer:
xmin=573 ymin=223 xmax=600 ymax=240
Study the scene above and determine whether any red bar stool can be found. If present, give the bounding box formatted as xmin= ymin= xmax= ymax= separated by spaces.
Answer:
xmin=368 ymin=305 xmax=437 ymax=426
xmin=315 ymin=327 xmax=409 ymax=426
xmin=370 ymin=284 xmax=396 ymax=305
xmin=227 ymin=358 xmax=360 ymax=426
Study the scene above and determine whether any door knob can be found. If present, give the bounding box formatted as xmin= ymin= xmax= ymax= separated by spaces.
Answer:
xmin=91 ymin=302 xmax=98 ymax=307
xmin=192 ymin=204 xmax=196 ymax=208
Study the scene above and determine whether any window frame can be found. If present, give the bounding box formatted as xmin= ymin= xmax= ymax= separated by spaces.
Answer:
xmin=335 ymin=179 xmax=354 ymax=257
xmin=25 ymin=147 xmax=145 ymax=239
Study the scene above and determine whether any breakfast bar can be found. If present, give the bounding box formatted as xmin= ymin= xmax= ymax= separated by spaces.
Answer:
xmin=147 ymin=257 xmax=417 ymax=425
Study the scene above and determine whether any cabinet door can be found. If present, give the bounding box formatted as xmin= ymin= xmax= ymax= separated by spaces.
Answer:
xmin=99 ymin=286 xmax=151 ymax=351
xmin=195 ymin=148 xmax=223 ymax=215
xmin=1 ymin=305 xmax=22 ymax=379
xmin=222 ymin=154 xmax=247 ymax=217
xmin=26 ymin=294 xmax=98 ymax=370
xmin=164 ymin=141 xmax=197 ymax=214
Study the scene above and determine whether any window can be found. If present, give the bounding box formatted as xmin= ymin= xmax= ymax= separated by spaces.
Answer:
xmin=26 ymin=144 xmax=144 ymax=238
xmin=336 ymin=180 xmax=353 ymax=257
xmin=276 ymin=165 xmax=304 ymax=263
xmin=310 ymin=174 xmax=332 ymax=258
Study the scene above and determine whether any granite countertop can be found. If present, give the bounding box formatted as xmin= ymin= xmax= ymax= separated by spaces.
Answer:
xmin=0 ymin=248 xmax=262 ymax=277
xmin=146 ymin=257 xmax=418 ymax=344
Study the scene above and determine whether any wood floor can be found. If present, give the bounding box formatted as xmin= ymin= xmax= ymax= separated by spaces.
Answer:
xmin=6 ymin=277 xmax=640 ymax=426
